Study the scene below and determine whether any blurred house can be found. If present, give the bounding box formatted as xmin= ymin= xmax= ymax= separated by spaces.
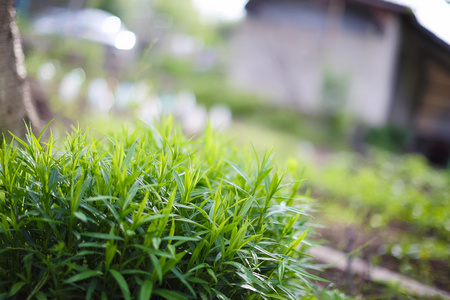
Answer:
xmin=228 ymin=0 xmax=450 ymax=165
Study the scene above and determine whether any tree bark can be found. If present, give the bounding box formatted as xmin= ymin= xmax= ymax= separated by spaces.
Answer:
xmin=0 ymin=0 xmax=40 ymax=141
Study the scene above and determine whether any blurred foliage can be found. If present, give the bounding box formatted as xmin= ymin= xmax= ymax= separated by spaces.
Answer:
xmin=151 ymin=0 xmax=221 ymax=45
xmin=150 ymin=55 xmax=351 ymax=149
xmin=23 ymin=36 xmax=106 ymax=121
xmin=307 ymin=149 xmax=450 ymax=256
xmin=365 ymin=125 xmax=412 ymax=153
xmin=25 ymin=38 xmax=105 ymax=78
xmin=303 ymin=289 xmax=354 ymax=300
xmin=300 ymin=148 xmax=450 ymax=295
xmin=89 ymin=0 xmax=123 ymax=16
xmin=320 ymin=67 xmax=354 ymax=138
xmin=321 ymin=67 xmax=350 ymax=111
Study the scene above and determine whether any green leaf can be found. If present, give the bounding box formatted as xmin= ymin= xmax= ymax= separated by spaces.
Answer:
xmin=37 ymin=121 xmax=53 ymax=141
xmin=86 ymin=278 xmax=98 ymax=300
xmin=284 ymin=229 xmax=308 ymax=255
xmin=187 ymin=277 xmax=209 ymax=284
xmin=278 ymin=261 xmax=285 ymax=285
xmin=135 ymin=214 xmax=167 ymax=227
xmin=123 ymin=141 xmax=138 ymax=169
xmin=153 ymin=289 xmax=189 ymax=300
xmin=188 ymin=240 xmax=206 ymax=268
xmin=161 ymin=236 xmax=201 ymax=242
xmin=26 ymin=271 xmax=49 ymax=300
xmin=74 ymin=211 xmax=88 ymax=223
xmin=105 ymin=241 xmax=117 ymax=269
xmin=35 ymin=292 xmax=48 ymax=300
xmin=170 ymin=268 xmax=195 ymax=296
xmin=9 ymin=282 xmax=26 ymax=297
xmin=150 ymin=254 xmax=163 ymax=283
xmin=139 ymin=280 xmax=153 ymax=300
xmin=8 ymin=131 xmax=29 ymax=149
xmin=265 ymin=294 xmax=290 ymax=300
xmin=211 ymin=288 xmax=229 ymax=300
xmin=78 ymin=242 xmax=106 ymax=248
xmin=225 ymin=160 xmax=251 ymax=186
xmin=223 ymin=261 xmax=267 ymax=292
xmin=64 ymin=270 xmax=102 ymax=284
xmin=206 ymin=268 xmax=217 ymax=284
xmin=131 ymin=244 xmax=173 ymax=258
xmin=121 ymin=269 xmax=152 ymax=276
xmin=267 ymin=205 xmax=309 ymax=218
xmin=220 ymin=178 xmax=251 ymax=196
xmin=162 ymin=252 xmax=186 ymax=275
xmin=254 ymin=168 xmax=273 ymax=190
xmin=241 ymin=284 xmax=259 ymax=293
xmin=81 ymin=232 xmax=124 ymax=241
xmin=172 ymin=171 xmax=186 ymax=197
xmin=109 ymin=269 xmax=131 ymax=300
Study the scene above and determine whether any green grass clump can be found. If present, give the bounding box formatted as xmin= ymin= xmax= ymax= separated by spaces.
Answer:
xmin=0 ymin=119 xmax=322 ymax=299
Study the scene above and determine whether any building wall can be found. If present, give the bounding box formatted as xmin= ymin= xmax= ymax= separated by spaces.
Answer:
xmin=227 ymin=1 xmax=401 ymax=126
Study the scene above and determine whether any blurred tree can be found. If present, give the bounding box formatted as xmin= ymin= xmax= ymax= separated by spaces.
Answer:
xmin=0 ymin=0 xmax=40 ymax=140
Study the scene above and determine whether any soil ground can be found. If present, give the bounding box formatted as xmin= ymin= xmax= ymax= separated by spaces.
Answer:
xmin=309 ymin=211 xmax=449 ymax=299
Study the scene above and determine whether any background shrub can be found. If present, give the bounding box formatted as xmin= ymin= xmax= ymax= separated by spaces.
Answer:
xmin=364 ymin=125 xmax=412 ymax=153
xmin=307 ymin=148 xmax=450 ymax=259
xmin=0 ymin=119 xmax=322 ymax=299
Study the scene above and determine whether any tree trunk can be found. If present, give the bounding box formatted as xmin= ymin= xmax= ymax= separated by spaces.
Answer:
xmin=0 ymin=0 xmax=40 ymax=141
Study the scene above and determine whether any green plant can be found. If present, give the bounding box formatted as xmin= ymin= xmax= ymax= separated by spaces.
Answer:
xmin=0 ymin=119 xmax=323 ymax=299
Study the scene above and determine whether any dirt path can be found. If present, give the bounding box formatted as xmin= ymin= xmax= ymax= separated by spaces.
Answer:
xmin=309 ymin=245 xmax=450 ymax=299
